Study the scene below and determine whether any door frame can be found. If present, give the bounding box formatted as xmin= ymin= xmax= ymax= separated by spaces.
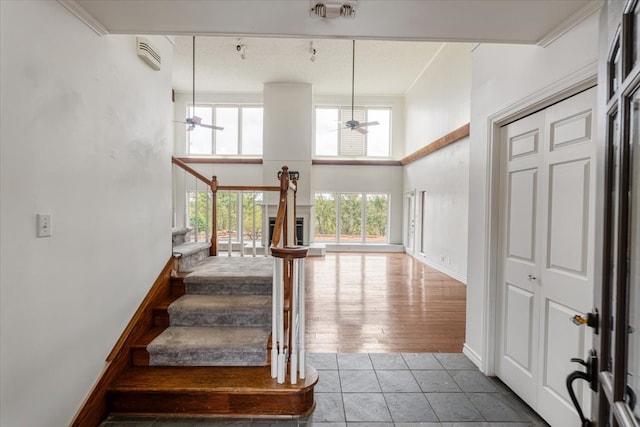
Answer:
xmin=481 ymin=65 xmax=599 ymax=375
xmin=403 ymin=190 xmax=416 ymax=254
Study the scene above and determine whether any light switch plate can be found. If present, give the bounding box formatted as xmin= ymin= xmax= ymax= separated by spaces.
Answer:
xmin=37 ymin=213 xmax=51 ymax=237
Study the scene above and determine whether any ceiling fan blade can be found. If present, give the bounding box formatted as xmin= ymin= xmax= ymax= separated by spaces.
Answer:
xmin=355 ymin=127 xmax=368 ymax=135
xmin=199 ymin=123 xmax=224 ymax=131
xmin=359 ymin=121 xmax=379 ymax=127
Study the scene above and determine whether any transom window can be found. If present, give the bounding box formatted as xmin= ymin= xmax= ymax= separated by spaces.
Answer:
xmin=314 ymin=192 xmax=389 ymax=243
xmin=187 ymin=104 xmax=263 ymax=156
xmin=315 ymin=106 xmax=391 ymax=157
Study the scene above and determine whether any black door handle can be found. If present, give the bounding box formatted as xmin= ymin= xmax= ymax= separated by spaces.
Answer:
xmin=566 ymin=350 xmax=598 ymax=427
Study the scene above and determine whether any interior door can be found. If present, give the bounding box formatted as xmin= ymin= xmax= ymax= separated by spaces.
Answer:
xmin=497 ymin=87 xmax=597 ymax=426
xmin=405 ymin=192 xmax=415 ymax=254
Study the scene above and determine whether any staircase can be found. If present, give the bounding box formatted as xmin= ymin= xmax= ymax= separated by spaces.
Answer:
xmin=105 ymin=254 xmax=317 ymax=419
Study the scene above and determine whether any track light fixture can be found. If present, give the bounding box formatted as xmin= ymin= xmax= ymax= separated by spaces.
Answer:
xmin=236 ymin=40 xmax=246 ymax=60
xmin=310 ymin=1 xmax=357 ymax=18
xmin=309 ymin=42 xmax=316 ymax=62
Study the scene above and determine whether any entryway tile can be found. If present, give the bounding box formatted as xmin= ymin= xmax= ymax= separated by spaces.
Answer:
xmin=383 ymin=392 xmax=438 ymax=422
xmin=337 ymin=353 xmax=373 ymax=370
xmin=369 ymin=353 xmax=409 ymax=370
xmin=376 ymin=370 xmax=421 ymax=393
xmin=467 ymin=392 xmax=533 ymax=422
xmin=306 ymin=393 xmax=345 ymax=422
xmin=342 ymin=393 xmax=392 ymax=422
xmin=314 ymin=370 xmax=341 ymax=393
xmin=435 ymin=353 xmax=478 ymax=370
xmin=412 ymin=370 xmax=461 ymax=392
xmin=425 ymin=392 xmax=484 ymax=422
xmin=339 ymin=370 xmax=381 ymax=392
xmin=307 ymin=353 xmax=338 ymax=370
xmin=402 ymin=353 xmax=443 ymax=370
xmin=450 ymin=370 xmax=500 ymax=393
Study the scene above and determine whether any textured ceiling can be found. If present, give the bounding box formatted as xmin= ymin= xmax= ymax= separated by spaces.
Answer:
xmin=68 ymin=0 xmax=599 ymax=96
xmin=172 ymin=36 xmax=445 ymax=95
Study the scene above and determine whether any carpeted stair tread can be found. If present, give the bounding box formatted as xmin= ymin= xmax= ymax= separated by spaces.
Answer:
xmin=168 ymin=294 xmax=271 ymax=327
xmin=184 ymin=256 xmax=273 ymax=295
xmin=147 ymin=326 xmax=270 ymax=366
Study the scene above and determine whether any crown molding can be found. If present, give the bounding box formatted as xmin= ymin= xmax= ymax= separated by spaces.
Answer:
xmin=57 ymin=0 xmax=109 ymax=36
xmin=537 ymin=0 xmax=603 ymax=47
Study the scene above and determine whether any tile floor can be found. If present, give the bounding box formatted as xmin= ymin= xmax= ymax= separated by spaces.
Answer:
xmin=101 ymin=353 xmax=549 ymax=427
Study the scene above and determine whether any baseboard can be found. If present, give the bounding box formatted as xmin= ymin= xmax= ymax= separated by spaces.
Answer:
xmin=463 ymin=343 xmax=482 ymax=370
xmin=410 ymin=253 xmax=467 ymax=284
xmin=323 ymin=243 xmax=405 ymax=253
xmin=69 ymin=256 xmax=177 ymax=427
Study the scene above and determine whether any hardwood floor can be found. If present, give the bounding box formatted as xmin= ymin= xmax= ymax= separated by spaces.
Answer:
xmin=305 ymin=252 xmax=466 ymax=353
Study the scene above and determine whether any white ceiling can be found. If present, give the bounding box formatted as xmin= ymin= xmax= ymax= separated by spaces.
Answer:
xmin=68 ymin=0 xmax=600 ymax=96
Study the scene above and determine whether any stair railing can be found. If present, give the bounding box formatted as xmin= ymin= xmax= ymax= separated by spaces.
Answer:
xmin=172 ymin=156 xmax=279 ymax=256
xmin=270 ymin=167 xmax=308 ymax=384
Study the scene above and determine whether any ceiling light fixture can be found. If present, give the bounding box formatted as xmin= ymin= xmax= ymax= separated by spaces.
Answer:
xmin=236 ymin=40 xmax=246 ymax=60
xmin=310 ymin=1 xmax=357 ymax=18
xmin=309 ymin=42 xmax=316 ymax=62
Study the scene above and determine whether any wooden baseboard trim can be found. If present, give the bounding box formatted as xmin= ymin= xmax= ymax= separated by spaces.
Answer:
xmin=312 ymin=159 xmax=402 ymax=166
xmin=401 ymin=123 xmax=470 ymax=165
xmin=69 ymin=256 xmax=177 ymax=427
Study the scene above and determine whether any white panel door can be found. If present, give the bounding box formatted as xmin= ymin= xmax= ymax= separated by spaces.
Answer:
xmin=536 ymin=89 xmax=595 ymax=426
xmin=497 ymin=88 xmax=596 ymax=427
xmin=497 ymin=110 xmax=545 ymax=406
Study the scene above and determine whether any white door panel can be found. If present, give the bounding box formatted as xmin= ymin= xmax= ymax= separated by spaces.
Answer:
xmin=497 ymin=87 xmax=596 ymax=427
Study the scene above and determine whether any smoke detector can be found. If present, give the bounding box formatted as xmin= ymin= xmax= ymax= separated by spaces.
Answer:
xmin=136 ymin=37 xmax=161 ymax=71
xmin=310 ymin=1 xmax=357 ymax=18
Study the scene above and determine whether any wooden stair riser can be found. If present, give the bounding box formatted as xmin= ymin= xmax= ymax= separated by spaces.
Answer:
xmin=107 ymin=390 xmax=315 ymax=416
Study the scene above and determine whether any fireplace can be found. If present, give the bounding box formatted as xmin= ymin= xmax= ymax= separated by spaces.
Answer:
xmin=268 ymin=217 xmax=303 ymax=246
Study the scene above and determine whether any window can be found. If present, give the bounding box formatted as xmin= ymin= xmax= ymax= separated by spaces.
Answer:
xmin=314 ymin=192 xmax=389 ymax=243
xmin=186 ymin=104 xmax=263 ymax=156
xmin=314 ymin=106 xmax=391 ymax=157
xmin=186 ymin=190 xmax=264 ymax=244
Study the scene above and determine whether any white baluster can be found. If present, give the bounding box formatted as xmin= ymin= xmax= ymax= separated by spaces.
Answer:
xmin=299 ymin=257 xmax=306 ymax=379
xmin=290 ymin=259 xmax=299 ymax=384
xmin=276 ymin=259 xmax=285 ymax=384
xmin=271 ymin=258 xmax=278 ymax=379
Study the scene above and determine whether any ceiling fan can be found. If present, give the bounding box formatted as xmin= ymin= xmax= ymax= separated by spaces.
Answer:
xmin=174 ymin=36 xmax=223 ymax=132
xmin=340 ymin=40 xmax=378 ymax=134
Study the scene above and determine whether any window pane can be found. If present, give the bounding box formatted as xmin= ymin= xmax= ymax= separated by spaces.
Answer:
xmin=633 ymin=2 xmax=640 ymax=72
xmin=340 ymin=107 xmax=366 ymax=156
xmin=242 ymin=192 xmax=263 ymax=243
xmin=610 ymin=39 xmax=621 ymax=99
xmin=242 ymin=107 xmax=263 ymax=155
xmin=217 ymin=192 xmax=238 ymax=242
xmin=215 ymin=107 xmax=239 ymax=155
xmin=366 ymin=109 xmax=391 ymax=157
xmin=365 ymin=194 xmax=388 ymax=243
xmin=314 ymin=193 xmax=336 ymax=242
xmin=628 ymin=91 xmax=640 ymax=421
xmin=315 ymin=108 xmax=339 ymax=156
xmin=187 ymin=191 xmax=211 ymax=242
xmin=187 ymin=106 xmax=213 ymax=155
xmin=340 ymin=193 xmax=362 ymax=242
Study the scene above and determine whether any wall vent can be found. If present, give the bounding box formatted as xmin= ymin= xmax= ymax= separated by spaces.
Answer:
xmin=136 ymin=37 xmax=161 ymax=71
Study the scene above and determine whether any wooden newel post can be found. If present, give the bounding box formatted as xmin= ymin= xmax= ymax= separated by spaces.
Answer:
xmin=210 ymin=175 xmax=218 ymax=256
xmin=279 ymin=166 xmax=289 ymax=247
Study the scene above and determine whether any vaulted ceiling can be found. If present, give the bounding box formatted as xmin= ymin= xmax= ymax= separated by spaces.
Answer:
xmin=69 ymin=0 xmax=599 ymax=95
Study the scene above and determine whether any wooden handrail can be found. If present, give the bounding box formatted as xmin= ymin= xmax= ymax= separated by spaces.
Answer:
xmin=172 ymin=156 xmax=211 ymax=186
xmin=218 ymin=185 xmax=280 ymax=192
xmin=270 ymin=167 xmax=290 ymax=249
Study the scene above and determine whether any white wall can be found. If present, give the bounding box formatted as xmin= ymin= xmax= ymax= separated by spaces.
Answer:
xmin=404 ymin=139 xmax=469 ymax=282
xmin=405 ymin=43 xmax=472 ymax=154
xmin=403 ymin=43 xmax=471 ymax=282
xmin=0 ymin=2 xmax=174 ymax=426
xmin=466 ymin=11 xmax=599 ymax=369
